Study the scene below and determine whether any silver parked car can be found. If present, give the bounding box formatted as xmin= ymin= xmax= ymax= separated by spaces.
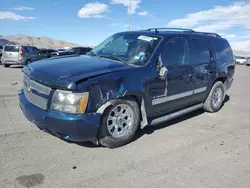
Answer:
xmin=1 ymin=45 xmax=46 ymax=68
xmin=246 ymin=57 xmax=250 ymax=66
xmin=0 ymin=45 xmax=3 ymax=64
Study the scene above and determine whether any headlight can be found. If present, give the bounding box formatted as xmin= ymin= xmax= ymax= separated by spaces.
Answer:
xmin=51 ymin=90 xmax=89 ymax=113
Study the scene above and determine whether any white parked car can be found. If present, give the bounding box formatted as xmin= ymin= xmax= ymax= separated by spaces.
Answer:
xmin=235 ymin=56 xmax=247 ymax=65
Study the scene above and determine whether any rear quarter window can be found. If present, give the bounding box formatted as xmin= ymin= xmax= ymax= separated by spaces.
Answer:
xmin=190 ymin=38 xmax=211 ymax=64
xmin=213 ymin=39 xmax=234 ymax=63
xmin=4 ymin=46 xmax=19 ymax=52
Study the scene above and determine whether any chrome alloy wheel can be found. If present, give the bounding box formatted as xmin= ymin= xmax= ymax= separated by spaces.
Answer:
xmin=107 ymin=104 xmax=134 ymax=138
xmin=212 ymin=87 xmax=223 ymax=108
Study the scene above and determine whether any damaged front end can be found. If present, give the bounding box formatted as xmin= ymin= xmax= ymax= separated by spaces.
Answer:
xmin=20 ymin=58 xmax=148 ymax=143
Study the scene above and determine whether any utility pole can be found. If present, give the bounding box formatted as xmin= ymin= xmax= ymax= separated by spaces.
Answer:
xmin=128 ymin=0 xmax=131 ymax=31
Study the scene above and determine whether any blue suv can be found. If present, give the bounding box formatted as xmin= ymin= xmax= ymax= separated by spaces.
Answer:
xmin=19 ymin=28 xmax=235 ymax=148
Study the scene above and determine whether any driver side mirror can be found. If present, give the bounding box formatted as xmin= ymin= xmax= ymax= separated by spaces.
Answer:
xmin=157 ymin=55 xmax=168 ymax=80
xmin=157 ymin=54 xmax=163 ymax=70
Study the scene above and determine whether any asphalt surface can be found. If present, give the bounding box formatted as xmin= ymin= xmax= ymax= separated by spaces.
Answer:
xmin=0 ymin=65 xmax=250 ymax=188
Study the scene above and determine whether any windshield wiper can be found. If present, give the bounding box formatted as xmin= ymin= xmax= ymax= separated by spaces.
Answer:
xmin=101 ymin=55 xmax=129 ymax=66
xmin=87 ymin=51 xmax=100 ymax=58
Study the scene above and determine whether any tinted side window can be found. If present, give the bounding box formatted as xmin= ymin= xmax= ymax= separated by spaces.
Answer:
xmin=70 ymin=48 xmax=79 ymax=54
xmin=39 ymin=50 xmax=47 ymax=54
xmin=48 ymin=50 xmax=56 ymax=53
xmin=213 ymin=39 xmax=234 ymax=62
xmin=32 ymin=47 xmax=38 ymax=54
xmin=79 ymin=48 xmax=88 ymax=54
xmin=161 ymin=37 xmax=189 ymax=66
xmin=191 ymin=38 xmax=211 ymax=64
xmin=25 ymin=47 xmax=32 ymax=53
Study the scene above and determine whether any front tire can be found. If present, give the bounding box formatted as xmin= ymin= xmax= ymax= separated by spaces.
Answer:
xmin=98 ymin=98 xmax=140 ymax=148
xmin=203 ymin=81 xmax=225 ymax=113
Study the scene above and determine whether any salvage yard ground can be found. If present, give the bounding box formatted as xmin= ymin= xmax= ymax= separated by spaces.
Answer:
xmin=0 ymin=65 xmax=250 ymax=188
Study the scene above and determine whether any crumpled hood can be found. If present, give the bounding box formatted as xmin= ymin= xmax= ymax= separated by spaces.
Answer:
xmin=23 ymin=55 xmax=131 ymax=89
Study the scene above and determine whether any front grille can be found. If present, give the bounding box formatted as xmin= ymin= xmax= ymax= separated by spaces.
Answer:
xmin=23 ymin=74 xmax=51 ymax=110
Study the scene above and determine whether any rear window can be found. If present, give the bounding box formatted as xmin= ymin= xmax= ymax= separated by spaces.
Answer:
xmin=213 ymin=39 xmax=234 ymax=62
xmin=4 ymin=46 xmax=19 ymax=52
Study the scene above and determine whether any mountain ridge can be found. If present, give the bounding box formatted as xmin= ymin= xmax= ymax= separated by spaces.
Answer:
xmin=0 ymin=34 xmax=89 ymax=49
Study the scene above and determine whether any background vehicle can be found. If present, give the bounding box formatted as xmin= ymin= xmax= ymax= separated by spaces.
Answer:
xmin=57 ymin=48 xmax=67 ymax=52
xmin=50 ymin=47 xmax=92 ymax=57
xmin=246 ymin=57 xmax=250 ymax=66
xmin=19 ymin=28 xmax=235 ymax=148
xmin=1 ymin=45 xmax=46 ymax=68
xmin=38 ymin=49 xmax=58 ymax=58
xmin=0 ymin=45 xmax=3 ymax=64
xmin=235 ymin=56 xmax=247 ymax=65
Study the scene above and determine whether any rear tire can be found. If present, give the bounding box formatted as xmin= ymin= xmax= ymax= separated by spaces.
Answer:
xmin=203 ymin=81 xmax=225 ymax=113
xmin=98 ymin=98 xmax=140 ymax=148
xmin=3 ymin=64 xmax=10 ymax=68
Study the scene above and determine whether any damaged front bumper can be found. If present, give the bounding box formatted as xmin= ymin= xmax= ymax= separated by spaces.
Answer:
xmin=19 ymin=90 xmax=101 ymax=142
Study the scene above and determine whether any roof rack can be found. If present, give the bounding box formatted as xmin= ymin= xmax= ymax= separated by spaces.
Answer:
xmin=194 ymin=31 xmax=221 ymax=38
xmin=146 ymin=28 xmax=194 ymax=33
xmin=145 ymin=28 xmax=221 ymax=37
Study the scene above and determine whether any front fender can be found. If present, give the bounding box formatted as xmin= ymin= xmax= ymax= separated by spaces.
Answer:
xmin=77 ymin=67 xmax=148 ymax=114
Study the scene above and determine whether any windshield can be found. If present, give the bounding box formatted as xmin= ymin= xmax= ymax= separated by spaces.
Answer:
xmin=91 ymin=33 xmax=161 ymax=66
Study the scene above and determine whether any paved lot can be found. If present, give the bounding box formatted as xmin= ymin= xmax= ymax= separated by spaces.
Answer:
xmin=0 ymin=65 xmax=250 ymax=188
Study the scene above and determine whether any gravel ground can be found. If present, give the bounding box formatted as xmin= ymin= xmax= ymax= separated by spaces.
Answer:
xmin=0 ymin=65 xmax=250 ymax=188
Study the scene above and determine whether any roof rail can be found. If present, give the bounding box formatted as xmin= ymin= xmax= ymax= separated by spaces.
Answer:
xmin=145 ymin=28 xmax=221 ymax=37
xmin=146 ymin=28 xmax=194 ymax=33
xmin=194 ymin=31 xmax=221 ymax=38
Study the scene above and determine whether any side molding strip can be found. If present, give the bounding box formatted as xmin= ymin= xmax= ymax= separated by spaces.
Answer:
xmin=152 ymin=87 xmax=207 ymax=105
xmin=150 ymin=103 xmax=203 ymax=126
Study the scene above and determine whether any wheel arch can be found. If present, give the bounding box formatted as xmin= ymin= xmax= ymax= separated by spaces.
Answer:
xmin=96 ymin=94 xmax=148 ymax=129
xmin=204 ymin=77 xmax=227 ymax=103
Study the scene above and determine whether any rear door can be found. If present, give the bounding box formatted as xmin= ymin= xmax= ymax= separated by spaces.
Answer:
xmin=2 ymin=46 xmax=20 ymax=62
xmin=189 ymin=37 xmax=216 ymax=103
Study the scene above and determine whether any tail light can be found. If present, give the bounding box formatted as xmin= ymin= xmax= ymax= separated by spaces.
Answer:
xmin=20 ymin=47 xmax=25 ymax=56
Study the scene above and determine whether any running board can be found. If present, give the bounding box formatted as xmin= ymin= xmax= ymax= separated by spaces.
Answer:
xmin=150 ymin=103 xmax=204 ymax=126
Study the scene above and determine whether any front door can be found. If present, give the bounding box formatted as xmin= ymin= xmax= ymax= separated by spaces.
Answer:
xmin=147 ymin=37 xmax=196 ymax=118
